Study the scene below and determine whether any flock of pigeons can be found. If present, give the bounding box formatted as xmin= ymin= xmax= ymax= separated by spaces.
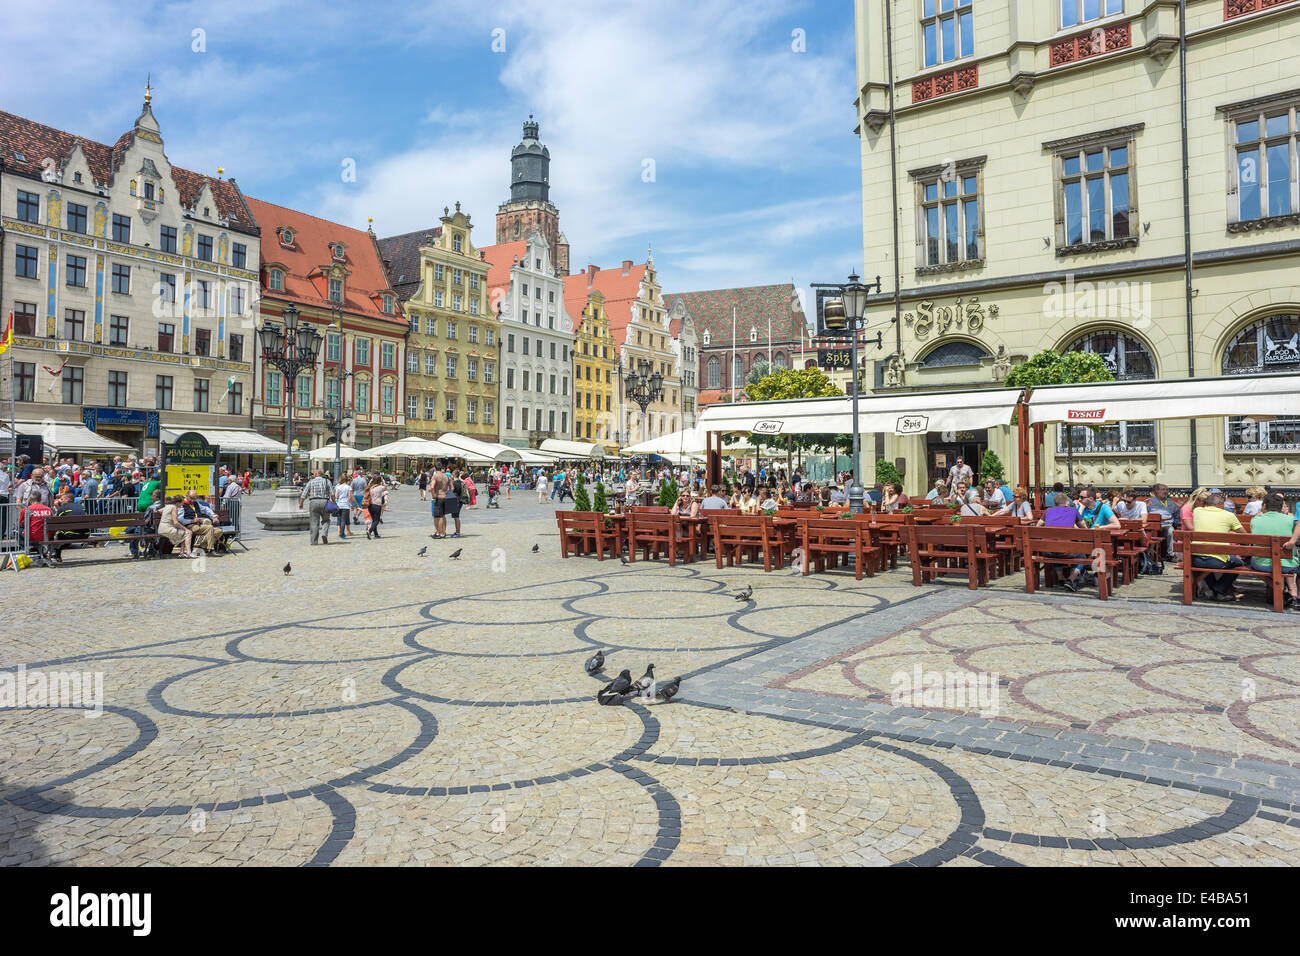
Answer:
xmin=585 ymin=651 xmax=682 ymax=705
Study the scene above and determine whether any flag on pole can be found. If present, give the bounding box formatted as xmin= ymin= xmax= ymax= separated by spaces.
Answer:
xmin=0 ymin=312 xmax=12 ymax=356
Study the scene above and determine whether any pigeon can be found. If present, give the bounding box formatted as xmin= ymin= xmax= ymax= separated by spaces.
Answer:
xmin=449 ymin=548 xmax=463 ymax=560
xmin=653 ymin=676 xmax=682 ymax=703
xmin=584 ymin=649 xmax=606 ymax=674
xmin=620 ymin=556 xmax=629 ymax=565
xmin=417 ymin=546 xmax=428 ymax=557
xmin=630 ymin=664 xmax=655 ymax=696
xmin=282 ymin=562 xmax=292 ymax=576
xmin=531 ymin=543 xmax=540 ymax=553
xmin=734 ymin=584 xmax=753 ymax=602
xmin=597 ymin=669 xmax=633 ymax=705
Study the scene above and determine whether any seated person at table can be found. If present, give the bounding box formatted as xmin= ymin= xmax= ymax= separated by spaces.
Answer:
xmin=1191 ymin=491 xmax=1245 ymax=602
xmin=994 ymin=486 xmax=1033 ymax=520
xmin=1035 ymin=493 xmax=1091 ymax=591
xmin=1115 ymin=487 xmax=1147 ymax=521
xmin=880 ymin=482 xmax=909 ymax=513
xmin=828 ymin=484 xmax=847 ymax=505
xmin=926 ymin=479 xmax=948 ymax=502
xmin=1208 ymin=488 xmax=1236 ymax=513
xmin=700 ymin=484 xmax=729 ymax=510
xmin=1181 ymin=487 xmax=1208 ymax=530
xmin=1050 ymin=482 xmax=1073 ymax=507
xmin=865 ymin=483 xmax=884 ymax=507
xmin=1248 ymin=492 xmax=1300 ymax=609
xmin=758 ymin=489 xmax=780 ymax=513
xmin=670 ymin=490 xmax=700 ymax=519
xmin=981 ymin=478 xmax=1009 ymax=510
xmin=949 ymin=481 xmax=978 ymax=506
xmin=736 ymin=488 xmax=758 ymax=514
xmin=1242 ymin=486 xmax=1267 ymax=517
xmin=1146 ymin=483 xmax=1179 ymax=560
xmin=1077 ymin=487 xmax=1121 ymax=529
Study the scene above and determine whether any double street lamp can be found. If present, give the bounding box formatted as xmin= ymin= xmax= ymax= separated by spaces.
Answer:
xmin=814 ymin=272 xmax=882 ymax=514
xmin=324 ymin=305 xmax=356 ymax=483
xmin=257 ymin=303 xmax=323 ymax=479
xmin=623 ymin=358 xmax=664 ymax=460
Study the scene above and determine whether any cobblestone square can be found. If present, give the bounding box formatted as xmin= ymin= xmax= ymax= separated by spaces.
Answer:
xmin=3 ymin=490 xmax=1298 ymax=866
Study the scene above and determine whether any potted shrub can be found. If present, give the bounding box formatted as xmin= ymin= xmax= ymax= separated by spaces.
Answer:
xmin=574 ymin=475 xmax=591 ymax=512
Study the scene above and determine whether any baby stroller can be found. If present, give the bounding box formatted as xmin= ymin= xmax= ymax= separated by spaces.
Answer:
xmin=487 ymin=479 xmax=501 ymax=509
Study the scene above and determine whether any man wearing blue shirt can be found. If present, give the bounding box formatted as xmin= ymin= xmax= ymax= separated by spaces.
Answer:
xmin=1077 ymin=486 xmax=1120 ymax=529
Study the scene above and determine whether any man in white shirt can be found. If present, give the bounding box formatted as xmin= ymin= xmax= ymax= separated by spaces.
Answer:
xmin=947 ymin=457 xmax=974 ymax=489
xmin=1115 ymin=487 xmax=1148 ymax=521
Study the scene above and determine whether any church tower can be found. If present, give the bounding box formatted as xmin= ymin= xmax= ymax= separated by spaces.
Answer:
xmin=496 ymin=116 xmax=569 ymax=275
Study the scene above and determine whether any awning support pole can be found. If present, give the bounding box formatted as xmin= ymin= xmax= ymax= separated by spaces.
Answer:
xmin=1017 ymin=399 xmax=1030 ymax=506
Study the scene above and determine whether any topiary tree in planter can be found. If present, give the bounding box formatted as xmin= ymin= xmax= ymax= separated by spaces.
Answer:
xmin=574 ymin=474 xmax=591 ymax=512
xmin=979 ymin=450 xmax=1005 ymax=486
xmin=593 ymin=481 xmax=608 ymax=514
xmin=875 ymin=458 xmax=903 ymax=489
xmin=657 ymin=477 xmax=679 ymax=507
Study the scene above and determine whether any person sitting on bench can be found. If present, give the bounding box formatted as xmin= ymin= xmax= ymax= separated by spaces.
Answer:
xmin=129 ymin=489 xmax=165 ymax=559
xmin=1191 ymin=491 xmax=1244 ymax=602
xmin=49 ymin=489 xmax=89 ymax=562
xmin=1247 ymin=492 xmax=1300 ymax=610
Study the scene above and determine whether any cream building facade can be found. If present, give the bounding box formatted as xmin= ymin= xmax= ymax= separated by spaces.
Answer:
xmin=854 ymin=0 xmax=1300 ymax=492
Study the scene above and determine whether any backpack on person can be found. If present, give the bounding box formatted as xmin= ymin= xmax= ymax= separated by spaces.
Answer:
xmin=455 ymin=477 xmax=469 ymax=505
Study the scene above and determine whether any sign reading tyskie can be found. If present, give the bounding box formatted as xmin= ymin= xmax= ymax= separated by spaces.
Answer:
xmin=1066 ymin=409 xmax=1106 ymax=421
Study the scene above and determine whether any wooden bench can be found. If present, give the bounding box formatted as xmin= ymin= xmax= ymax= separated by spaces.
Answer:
xmin=710 ymin=514 xmax=791 ymax=572
xmin=865 ymin=513 xmax=915 ymax=569
xmin=556 ymin=511 xmax=620 ymax=560
xmin=1174 ymin=530 xmax=1293 ymax=612
xmin=796 ymin=517 xmax=884 ymax=579
xmin=1019 ymin=526 xmax=1119 ymax=600
xmin=626 ymin=510 xmax=691 ymax=565
xmin=906 ymin=524 xmax=1000 ymax=590
xmin=40 ymin=510 xmax=160 ymax=558
xmin=954 ymin=514 xmax=1025 ymax=576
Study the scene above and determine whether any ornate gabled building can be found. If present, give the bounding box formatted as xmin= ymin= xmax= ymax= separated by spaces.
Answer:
xmin=377 ymin=204 xmax=498 ymax=442
xmin=564 ymin=274 xmax=616 ymax=451
xmin=495 ymin=117 xmax=570 ymax=275
xmin=245 ymin=197 xmax=407 ymax=454
xmin=0 ymin=89 xmax=264 ymax=459
xmin=481 ymin=231 xmax=574 ymax=447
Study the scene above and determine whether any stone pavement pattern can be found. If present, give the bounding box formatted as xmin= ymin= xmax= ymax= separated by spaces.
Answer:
xmin=2 ymin=489 xmax=1298 ymax=866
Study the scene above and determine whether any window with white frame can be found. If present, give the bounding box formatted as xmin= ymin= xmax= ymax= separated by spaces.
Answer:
xmin=1048 ymin=126 xmax=1138 ymax=251
xmin=327 ymin=333 xmax=342 ymax=362
xmin=1057 ymin=329 xmax=1156 ymax=453
xmin=913 ymin=159 xmax=983 ymax=269
xmin=1061 ymin=0 xmax=1122 ymax=29
xmin=922 ymin=0 xmax=973 ymax=68
xmin=1229 ymin=101 xmax=1298 ymax=225
xmin=381 ymin=382 xmax=395 ymax=415
xmin=426 ymin=353 xmax=437 ymax=376
xmin=407 ymin=394 xmax=418 ymax=418
xmin=425 ymin=317 xmax=436 ymax=335
xmin=424 ymin=395 xmax=436 ymax=420
xmin=445 ymin=396 xmax=456 ymax=421
xmin=407 ymin=350 xmax=419 ymax=373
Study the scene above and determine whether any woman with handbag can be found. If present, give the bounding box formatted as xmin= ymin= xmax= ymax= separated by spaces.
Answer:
xmin=332 ymin=475 xmax=352 ymax=539
xmin=365 ymin=479 xmax=387 ymax=539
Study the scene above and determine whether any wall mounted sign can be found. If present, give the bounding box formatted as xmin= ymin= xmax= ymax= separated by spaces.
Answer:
xmin=902 ymin=296 xmax=999 ymax=341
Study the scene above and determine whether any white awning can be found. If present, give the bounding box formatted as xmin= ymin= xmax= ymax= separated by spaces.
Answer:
xmin=517 ymin=448 xmax=567 ymax=465
xmin=15 ymin=422 xmax=135 ymax=455
xmin=360 ymin=436 xmax=464 ymax=459
xmin=308 ymin=444 xmax=365 ymax=461
xmin=161 ymin=426 xmax=288 ymax=456
xmin=623 ymin=426 xmax=707 ymax=456
xmin=539 ymin=438 xmax=607 ymax=459
xmin=1027 ymin=374 xmax=1300 ymax=425
xmin=696 ymin=387 xmax=1023 ymax=436
xmin=436 ymin=433 xmax=523 ymax=465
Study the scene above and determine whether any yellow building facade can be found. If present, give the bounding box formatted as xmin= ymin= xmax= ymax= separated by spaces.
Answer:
xmin=854 ymin=0 xmax=1300 ymax=493
xmin=567 ymin=283 xmax=617 ymax=452
xmin=379 ymin=204 xmax=499 ymax=442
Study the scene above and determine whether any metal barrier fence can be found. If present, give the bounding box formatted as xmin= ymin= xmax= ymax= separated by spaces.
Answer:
xmin=81 ymin=497 xmax=142 ymax=515
xmin=1 ymin=501 xmax=28 ymax=564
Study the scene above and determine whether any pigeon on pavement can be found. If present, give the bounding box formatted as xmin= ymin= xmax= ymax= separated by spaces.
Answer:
xmin=630 ymin=664 xmax=655 ymax=696
xmin=282 ymin=562 xmax=292 ymax=576
xmin=734 ymin=584 xmax=753 ymax=602
xmin=620 ymin=556 xmax=629 ymax=565
xmin=449 ymin=548 xmax=463 ymax=560
xmin=584 ymin=649 xmax=606 ymax=674
xmin=531 ymin=543 xmax=540 ymax=553
xmin=653 ymin=676 xmax=682 ymax=703
xmin=597 ymin=669 xmax=633 ymax=705
xmin=417 ymin=546 xmax=428 ymax=557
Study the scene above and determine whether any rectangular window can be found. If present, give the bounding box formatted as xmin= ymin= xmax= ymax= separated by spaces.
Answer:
xmin=916 ymin=165 xmax=982 ymax=267
xmin=66 ymin=254 xmax=87 ymax=287
xmin=198 ymin=234 xmax=213 ymax=261
xmin=329 ymin=278 xmax=343 ymax=303
xmin=426 ymin=317 xmax=436 ymax=335
xmin=109 ymin=314 xmax=129 ymax=346
xmin=484 ymin=362 xmax=494 ymax=383
xmin=159 ymin=272 xmax=176 ymax=303
xmin=407 ymin=350 xmax=419 ymax=373
xmin=549 ymin=410 xmax=556 ymax=433
xmin=424 ymin=396 xmax=436 ymax=420
xmin=64 ymin=309 xmax=86 ymax=340
xmin=523 ymin=338 xmax=530 ymax=356
xmin=467 ymin=359 xmax=478 ymax=381
xmin=470 ymin=298 xmax=479 ymax=315
xmin=453 ymin=269 xmax=462 ymax=285
xmin=107 ymin=370 xmax=128 ymax=407
xmin=327 ymin=333 xmax=342 ymax=362
xmin=160 ymin=226 xmax=178 ymax=253
xmin=921 ymin=0 xmax=973 ymax=68
xmin=468 ymin=325 xmax=478 ymax=344
xmin=486 ymin=328 xmax=495 ymax=346
xmin=507 ymin=367 xmax=515 ymax=388
xmin=194 ymin=378 xmax=210 ymax=412
xmin=407 ymin=393 xmax=418 ymax=418
xmin=506 ymin=406 xmax=515 ymax=430
xmin=195 ymin=328 xmax=211 ymax=356
xmin=158 ymin=323 xmax=175 ymax=351
xmin=550 ymin=373 xmax=556 ymax=394
xmin=269 ymin=269 xmax=284 ymax=291
xmin=447 ymin=321 xmax=457 ymax=340
xmin=296 ymin=374 xmax=311 ymax=409
xmin=382 ymin=383 xmax=395 ymax=415
xmin=155 ymin=374 xmax=174 ymax=410
xmin=326 ymin=377 xmax=341 ymax=410
xmin=112 ymin=213 xmax=131 ymax=242
xmin=1232 ymin=105 xmax=1298 ymax=223
xmin=230 ymin=286 xmax=246 ymax=316
xmin=410 ymin=314 xmax=419 ymax=333
xmin=1061 ymin=0 xmax=1123 ymax=29
xmin=228 ymin=381 xmax=243 ymax=414
xmin=232 ymin=243 xmax=247 ymax=268
xmin=453 ymin=292 xmax=462 ymax=312
xmin=1057 ymin=136 xmax=1132 ymax=247
xmin=485 ymin=401 xmax=494 ymax=425
xmin=381 ymin=341 xmax=396 ymax=369
xmin=266 ymin=371 xmax=282 ymax=406
xmin=67 ymin=202 xmax=87 ymax=234
xmin=426 ymin=353 xmax=437 ymax=375
xmin=15 ymin=362 xmax=36 ymax=402
xmin=197 ymin=279 xmax=212 ymax=310
xmin=230 ymin=334 xmax=244 ymax=362
xmin=16 ymin=190 xmax=39 ymax=223
xmin=15 ymin=244 xmax=38 ymax=279
xmin=467 ymin=399 xmax=477 ymax=424
xmin=356 ymin=338 xmax=371 ymax=365
xmin=434 ymin=264 xmax=444 ymax=280
xmin=522 ymin=370 xmax=530 ymax=391
xmin=356 ymin=380 xmax=370 ymax=411
xmin=507 ymin=334 xmax=515 ymax=353
xmin=445 ymin=396 xmax=456 ymax=421
xmin=470 ymin=273 xmax=479 ymax=290
xmin=61 ymin=365 xmax=84 ymax=404
xmin=446 ymin=356 xmax=457 ymax=377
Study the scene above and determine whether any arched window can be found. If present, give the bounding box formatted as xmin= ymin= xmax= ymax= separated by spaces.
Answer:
xmin=731 ymin=360 xmax=744 ymax=388
xmin=1059 ymin=329 xmax=1156 ymax=452
xmin=919 ymin=340 xmax=990 ymax=367
xmin=1223 ymin=313 xmax=1300 ymax=449
xmin=772 ymin=351 xmax=786 ymax=369
xmin=707 ymin=356 xmax=720 ymax=388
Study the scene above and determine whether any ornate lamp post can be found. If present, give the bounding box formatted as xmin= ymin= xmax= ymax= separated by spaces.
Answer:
xmin=254 ymin=303 xmax=323 ymax=530
xmin=324 ymin=305 xmax=355 ymax=483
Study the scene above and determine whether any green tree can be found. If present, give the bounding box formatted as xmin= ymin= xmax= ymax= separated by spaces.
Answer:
xmin=574 ymin=473 xmax=591 ymax=512
xmin=740 ymin=367 xmax=848 ymax=472
xmin=1004 ymin=349 xmax=1114 ymax=487
xmin=745 ymin=359 xmax=775 ymax=387
xmin=657 ymin=477 xmax=678 ymax=507
xmin=875 ymin=458 xmax=902 ymax=488
xmin=593 ymin=481 xmax=608 ymax=514
xmin=978 ymin=450 xmax=1005 ymax=485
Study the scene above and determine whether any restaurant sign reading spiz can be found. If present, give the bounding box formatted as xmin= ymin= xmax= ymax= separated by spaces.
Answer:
xmin=750 ymin=420 xmax=784 ymax=435
xmin=895 ymin=415 xmax=929 ymax=435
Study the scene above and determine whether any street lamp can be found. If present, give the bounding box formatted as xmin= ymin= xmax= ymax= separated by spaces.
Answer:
xmin=813 ymin=272 xmax=882 ymax=514
xmin=257 ymin=303 xmax=323 ymax=481
xmin=624 ymin=357 xmax=663 ymax=454
xmin=324 ymin=306 xmax=355 ymax=483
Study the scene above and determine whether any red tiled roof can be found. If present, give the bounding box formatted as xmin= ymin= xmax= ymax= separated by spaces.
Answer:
xmin=244 ymin=196 xmax=404 ymax=328
xmin=697 ymin=388 xmax=746 ymax=406
xmin=0 ymin=108 xmax=257 ymax=234
xmin=562 ymin=272 xmax=597 ymax=325
xmin=479 ymin=240 xmax=528 ymax=307
xmin=581 ymin=262 xmax=648 ymax=346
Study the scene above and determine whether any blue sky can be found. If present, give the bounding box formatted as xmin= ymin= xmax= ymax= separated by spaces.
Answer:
xmin=2 ymin=0 xmax=862 ymax=315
